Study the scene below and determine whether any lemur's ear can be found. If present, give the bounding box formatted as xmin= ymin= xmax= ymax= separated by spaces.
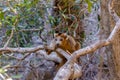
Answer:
xmin=54 ymin=32 xmax=62 ymax=37
xmin=54 ymin=33 xmax=58 ymax=37
xmin=61 ymin=33 xmax=68 ymax=39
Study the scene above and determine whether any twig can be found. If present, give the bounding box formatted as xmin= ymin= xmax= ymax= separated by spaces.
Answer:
xmin=3 ymin=28 xmax=14 ymax=48
xmin=19 ymin=53 xmax=32 ymax=61
xmin=39 ymin=28 xmax=47 ymax=42
xmin=3 ymin=0 xmax=19 ymax=48
xmin=19 ymin=29 xmax=43 ymax=32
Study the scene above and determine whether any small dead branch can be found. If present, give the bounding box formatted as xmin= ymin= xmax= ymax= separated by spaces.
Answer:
xmin=3 ymin=0 xmax=19 ymax=48
xmin=39 ymin=28 xmax=47 ymax=42
xmin=3 ymin=28 xmax=14 ymax=48
xmin=19 ymin=53 xmax=32 ymax=61
xmin=19 ymin=29 xmax=42 ymax=32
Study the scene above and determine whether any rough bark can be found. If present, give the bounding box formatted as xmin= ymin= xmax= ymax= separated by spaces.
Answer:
xmin=100 ymin=0 xmax=116 ymax=79
xmin=110 ymin=0 xmax=120 ymax=79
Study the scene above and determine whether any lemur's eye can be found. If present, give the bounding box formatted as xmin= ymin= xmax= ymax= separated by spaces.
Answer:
xmin=60 ymin=38 xmax=63 ymax=41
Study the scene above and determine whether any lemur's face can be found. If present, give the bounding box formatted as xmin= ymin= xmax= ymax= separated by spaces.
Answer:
xmin=54 ymin=33 xmax=67 ymax=47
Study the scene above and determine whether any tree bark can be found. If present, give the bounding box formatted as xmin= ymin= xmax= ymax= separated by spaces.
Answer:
xmin=99 ymin=0 xmax=120 ymax=79
xmin=100 ymin=0 xmax=116 ymax=79
xmin=110 ymin=0 xmax=120 ymax=79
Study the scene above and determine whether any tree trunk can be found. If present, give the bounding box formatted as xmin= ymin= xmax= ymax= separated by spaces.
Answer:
xmin=111 ymin=0 xmax=120 ymax=79
xmin=100 ymin=0 xmax=120 ymax=79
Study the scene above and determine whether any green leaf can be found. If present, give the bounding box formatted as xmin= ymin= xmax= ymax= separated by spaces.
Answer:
xmin=0 ymin=22 xmax=2 ymax=28
xmin=11 ymin=74 xmax=22 ymax=79
xmin=6 ymin=29 xmax=12 ymax=36
xmin=85 ymin=0 xmax=93 ymax=12
xmin=11 ymin=16 xmax=17 ymax=23
xmin=0 ymin=11 xmax=4 ymax=20
xmin=32 ymin=0 xmax=39 ymax=6
xmin=0 ymin=68 xmax=5 ymax=73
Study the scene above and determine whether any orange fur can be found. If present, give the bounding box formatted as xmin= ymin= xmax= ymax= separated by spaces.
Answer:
xmin=54 ymin=33 xmax=80 ymax=53
xmin=46 ymin=33 xmax=81 ymax=70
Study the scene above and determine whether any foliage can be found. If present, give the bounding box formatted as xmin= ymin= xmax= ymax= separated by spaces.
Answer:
xmin=85 ymin=0 xmax=93 ymax=12
xmin=0 ymin=0 xmax=97 ymax=47
xmin=48 ymin=0 xmax=97 ymax=36
xmin=0 ymin=0 xmax=45 ymax=47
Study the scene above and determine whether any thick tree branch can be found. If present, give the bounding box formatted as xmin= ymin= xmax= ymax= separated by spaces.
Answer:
xmin=56 ymin=48 xmax=71 ymax=60
xmin=0 ymin=45 xmax=44 ymax=53
xmin=107 ymin=19 xmax=120 ymax=42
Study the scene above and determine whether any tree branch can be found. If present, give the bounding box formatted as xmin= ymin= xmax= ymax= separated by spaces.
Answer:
xmin=19 ymin=29 xmax=42 ymax=32
xmin=0 ymin=45 xmax=44 ymax=53
xmin=3 ymin=28 xmax=14 ymax=48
